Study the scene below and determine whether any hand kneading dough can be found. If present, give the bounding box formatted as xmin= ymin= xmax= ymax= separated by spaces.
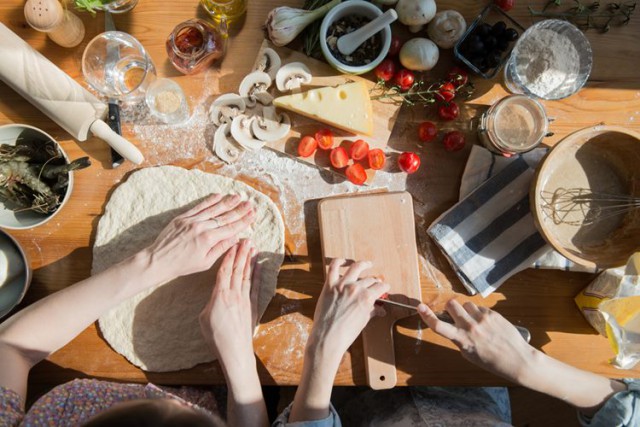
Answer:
xmin=94 ymin=166 xmax=284 ymax=372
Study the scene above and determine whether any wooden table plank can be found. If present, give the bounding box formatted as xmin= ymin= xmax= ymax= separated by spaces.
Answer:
xmin=1 ymin=0 xmax=640 ymax=388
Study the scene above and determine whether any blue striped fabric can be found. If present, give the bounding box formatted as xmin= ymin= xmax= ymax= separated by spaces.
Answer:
xmin=428 ymin=157 xmax=552 ymax=297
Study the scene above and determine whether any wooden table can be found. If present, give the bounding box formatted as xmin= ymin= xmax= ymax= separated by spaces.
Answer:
xmin=1 ymin=0 xmax=639 ymax=389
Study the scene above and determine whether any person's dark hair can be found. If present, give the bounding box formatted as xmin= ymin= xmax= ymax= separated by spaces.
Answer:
xmin=82 ymin=398 xmax=226 ymax=427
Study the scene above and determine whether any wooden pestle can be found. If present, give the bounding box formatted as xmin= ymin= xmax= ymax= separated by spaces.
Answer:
xmin=24 ymin=0 xmax=85 ymax=48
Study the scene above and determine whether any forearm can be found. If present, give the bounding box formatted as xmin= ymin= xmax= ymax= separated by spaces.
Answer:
xmin=518 ymin=349 xmax=626 ymax=416
xmin=289 ymin=339 xmax=342 ymax=422
xmin=0 ymin=250 xmax=157 ymax=365
xmin=222 ymin=355 xmax=268 ymax=427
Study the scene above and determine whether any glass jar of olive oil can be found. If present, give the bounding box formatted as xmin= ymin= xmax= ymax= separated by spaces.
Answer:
xmin=200 ymin=0 xmax=247 ymax=27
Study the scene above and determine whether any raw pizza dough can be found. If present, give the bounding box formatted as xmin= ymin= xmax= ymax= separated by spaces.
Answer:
xmin=94 ymin=166 xmax=285 ymax=372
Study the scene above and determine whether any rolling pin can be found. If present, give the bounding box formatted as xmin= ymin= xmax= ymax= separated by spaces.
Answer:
xmin=24 ymin=0 xmax=85 ymax=48
xmin=0 ymin=23 xmax=144 ymax=165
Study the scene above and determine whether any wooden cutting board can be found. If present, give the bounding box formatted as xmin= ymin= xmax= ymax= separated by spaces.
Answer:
xmin=252 ymin=40 xmax=403 ymax=184
xmin=318 ymin=192 xmax=422 ymax=389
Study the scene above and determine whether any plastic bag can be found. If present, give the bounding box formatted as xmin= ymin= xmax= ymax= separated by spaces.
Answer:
xmin=575 ymin=253 xmax=640 ymax=369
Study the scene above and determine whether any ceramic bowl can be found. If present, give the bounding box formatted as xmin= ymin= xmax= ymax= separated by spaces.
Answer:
xmin=0 ymin=124 xmax=74 ymax=229
xmin=0 ymin=230 xmax=31 ymax=319
xmin=531 ymin=125 xmax=640 ymax=269
xmin=319 ymin=0 xmax=391 ymax=75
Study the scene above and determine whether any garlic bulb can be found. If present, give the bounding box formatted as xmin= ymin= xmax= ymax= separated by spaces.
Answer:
xmin=265 ymin=0 xmax=340 ymax=47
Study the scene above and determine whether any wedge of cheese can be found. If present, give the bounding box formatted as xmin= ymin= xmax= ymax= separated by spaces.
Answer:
xmin=274 ymin=81 xmax=373 ymax=136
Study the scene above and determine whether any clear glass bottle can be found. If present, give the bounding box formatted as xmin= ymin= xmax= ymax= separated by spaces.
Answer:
xmin=166 ymin=19 xmax=227 ymax=75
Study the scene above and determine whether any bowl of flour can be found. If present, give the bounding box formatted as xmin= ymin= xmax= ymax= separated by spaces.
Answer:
xmin=504 ymin=19 xmax=592 ymax=100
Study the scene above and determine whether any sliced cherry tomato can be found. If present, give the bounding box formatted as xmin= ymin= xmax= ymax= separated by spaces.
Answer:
xmin=297 ymin=135 xmax=317 ymax=157
xmin=349 ymin=139 xmax=370 ymax=161
xmin=438 ymin=101 xmax=460 ymax=121
xmin=447 ymin=66 xmax=469 ymax=87
xmin=388 ymin=34 xmax=403 ymax=57
xmin=418 ymin=121 xmax=438 ymax=142
xmin=374 ymin=59 xmax=397 ymax=82
xmin=436 ymin=82 xmax=456 ymax=103
xmin=398 ymin=152 xmax=421 ymax=174
xmin=330 ymin=146 xmax=349 ymax=169
xmin=495 ymin=0 xmax=515 ymax=11
xmin=394 ymin=68 xmax=415 ymax=91
xmin=345 ymin=163 xmax=367 ymax=185
xmin=442 ymin=130 xmax=466 ymax=152
xmin=315 ymin=128 xmax=334 ymax=150
xmin=368 ymin=148 xmax=386 ymax=170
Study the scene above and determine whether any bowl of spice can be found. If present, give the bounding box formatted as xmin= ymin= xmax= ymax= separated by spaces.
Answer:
xmin=504 ymin=19 xmax=592 ymax=100
xmin=319 ymin=0 xmax=391 ymax=75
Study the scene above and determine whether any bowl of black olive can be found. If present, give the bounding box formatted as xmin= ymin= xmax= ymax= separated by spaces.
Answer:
xmin=319 ymin=0 xmax=391 ymax=75
xmin=454 ymin=4 xmax=524 ymax=79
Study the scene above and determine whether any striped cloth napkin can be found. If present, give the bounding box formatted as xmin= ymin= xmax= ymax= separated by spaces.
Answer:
xmin=428 ymin=145 xmax=597 ymax=297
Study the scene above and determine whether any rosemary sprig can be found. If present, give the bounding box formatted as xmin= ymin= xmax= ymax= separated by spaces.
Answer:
xmin=369 ymin=78 xmax=475 ymax=107
xmin=530 ymin=0 xmax=636 ymax=32
xmin=302 ymin=0 xmax=333 ymax=59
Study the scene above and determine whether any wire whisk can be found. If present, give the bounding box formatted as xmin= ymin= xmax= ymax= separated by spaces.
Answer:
xmin=540 ymin=187 xmax=640 ymax=226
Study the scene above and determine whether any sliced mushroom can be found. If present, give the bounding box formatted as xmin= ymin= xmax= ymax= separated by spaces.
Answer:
xmin=254 ymin=47 xmax=282 ymax=80
xmin=239 ymin=71 xmax=272 ymax=107
xmin=275 ymin=62 xmax=312 ymax=92
xmin=230 ymin=114 xmax=265 ymax=151
xmin=213 ymin=123 xmax=243 ymax=164
xmin=209 ymin=94 xmax=246 ymax=126
xmin=251 ymin=107 xmax=291 ymax=142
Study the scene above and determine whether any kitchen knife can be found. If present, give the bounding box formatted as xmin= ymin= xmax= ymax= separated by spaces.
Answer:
xmin=0 ymin=23 xmax=144 ymax=165
xmin=104 ymin=11 xmax=124 ymax=168
xmin=376 ymin=298 xmax=532 ymax=343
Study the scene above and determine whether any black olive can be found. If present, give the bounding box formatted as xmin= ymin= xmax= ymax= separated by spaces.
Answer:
xmin=476 ymin=23 xmax=492 ymax=37
xmin=491 ymin=21 xmax=507 ymax=37
xmin=468 ymin=37 xmax=485 ymax=55
xmin=504 ymin=28 xmax=519 ymax=41
xmin=486 ymin=52 xmax=502 ymax=68
xmin=471 ymin=55 xmax=487 ymax=70
xmin=484 ymin=35 xmax=497 ymax=49
xmin=496 ymin=38 xmax=509 ymax=52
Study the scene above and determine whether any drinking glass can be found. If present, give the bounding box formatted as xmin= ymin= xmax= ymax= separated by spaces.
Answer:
xmin=82 ymin=31 xmax=156 ymax=102
xmin=104 ymin=0 xmax=139 ymax=14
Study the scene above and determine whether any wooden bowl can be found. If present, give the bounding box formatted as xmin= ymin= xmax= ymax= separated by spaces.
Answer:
xmin=531 ymin=125 xmax=640 ymax=269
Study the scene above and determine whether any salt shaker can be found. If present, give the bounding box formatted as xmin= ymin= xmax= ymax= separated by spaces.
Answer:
xmin=166 ymin=19 xmax=227 ymax=75
xmin=23 ymin=0 xmax=85 ymax=48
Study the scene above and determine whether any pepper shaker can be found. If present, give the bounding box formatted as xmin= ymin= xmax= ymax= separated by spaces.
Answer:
xmin=24 ymin=0 xmax=85 ymax=48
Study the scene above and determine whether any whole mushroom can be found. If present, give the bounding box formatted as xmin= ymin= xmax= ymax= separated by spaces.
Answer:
xmin=399 ymin=37 xmax=439 ymax=71
xmin=427 ymin=10 xmax=467 ymax=49
xmin=395 ymin=0 xmax=437 ymax=33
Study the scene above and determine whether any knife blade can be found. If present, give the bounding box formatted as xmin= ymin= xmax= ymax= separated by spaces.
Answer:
xmin=376 ymin=298 xmax=531 ymax=343
xmin=104 ymin=11 xmax=124 ymax=168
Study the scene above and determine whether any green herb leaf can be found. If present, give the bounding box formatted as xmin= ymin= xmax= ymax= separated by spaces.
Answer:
xmin=74 ymin=0 xmax=115 ymax=16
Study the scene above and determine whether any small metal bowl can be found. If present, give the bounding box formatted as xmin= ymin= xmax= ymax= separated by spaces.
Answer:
xmin=0 ymin=230 xmax=31 ymax=319
xmin=454 ymin=4 xmax=525 ymax=79
xmin=0 ymin=124 xmax=74 ymax=229
xmin=319 ymin=0 xmax=391 ymax=75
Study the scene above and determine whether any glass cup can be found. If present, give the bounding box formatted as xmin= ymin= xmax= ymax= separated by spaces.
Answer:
xmin=200 ymin=0 xmax=247 ymax=31
xmin=82 ymin=31 xmax=156 ymax=102
xmin=145 ymin=79 xmax=189 ymax=124
xmin=104 ymin=0 xmax=139 ymax=14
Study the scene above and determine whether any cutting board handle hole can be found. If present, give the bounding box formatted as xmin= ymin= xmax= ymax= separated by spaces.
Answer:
xmin=379 ymin=375 xmax=386 ymax=381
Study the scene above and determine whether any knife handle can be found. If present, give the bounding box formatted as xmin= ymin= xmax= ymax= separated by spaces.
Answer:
xmin=107 ymin=102 xmax=124 ymax=167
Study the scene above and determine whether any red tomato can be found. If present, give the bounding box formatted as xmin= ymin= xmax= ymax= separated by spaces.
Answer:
xmin=374 ymin=59 xmax=397 ymax=82
xmin=349 ymin=139 xmax=370 ymax=161
xmin=418 ymin=121 xmax=438 ymax=142
xmin=398 ymin=152 xmax=420 ymax=174
xmin=443 ymin=131 xmax=466 ymax=152
xmin=297 ymin=136 xmax=317 ymax=157
xmin=388 ymin=34 xmax=403 ymax=57
xmin=394 ymin=68 xmax=415 ymax=91
xmin=315 ymin=128 xmax=334 ymax=150
xmin=447 ymin=66 xmax=469 ymax=87
xmin=330 ymin=146 xmax=349 ymax=169
xmin=368 ymin=148 xmax=386 ymax=170
xmin=345 ymin=163 xmax=367 ymax=185
xmin=495 ymin=0 xmax=515 ymax=11
xmin=438 ymin=101 xmax=460 ymax=121
xmin=436 ymin=82 xmax=456 ymax=103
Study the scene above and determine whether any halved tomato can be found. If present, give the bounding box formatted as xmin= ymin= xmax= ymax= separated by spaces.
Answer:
xmin=345 ymin=163 xmax=367 ymax=185
xmin=330 ymin=146 xmax=349 ymax=168
xmin=368 ymin=149 xmax=386 ymax=170
xmin=315 ymin=128 xmax=334 ymax=150
xmin=349 ymin=139 xmax=370 ymax=161
xmin=298 ymin=135 xmax=318 ymax=157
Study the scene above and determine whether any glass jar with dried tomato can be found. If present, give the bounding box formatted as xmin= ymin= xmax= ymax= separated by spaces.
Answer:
xmin=166 ymin=19 xmax=226 ymax=75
